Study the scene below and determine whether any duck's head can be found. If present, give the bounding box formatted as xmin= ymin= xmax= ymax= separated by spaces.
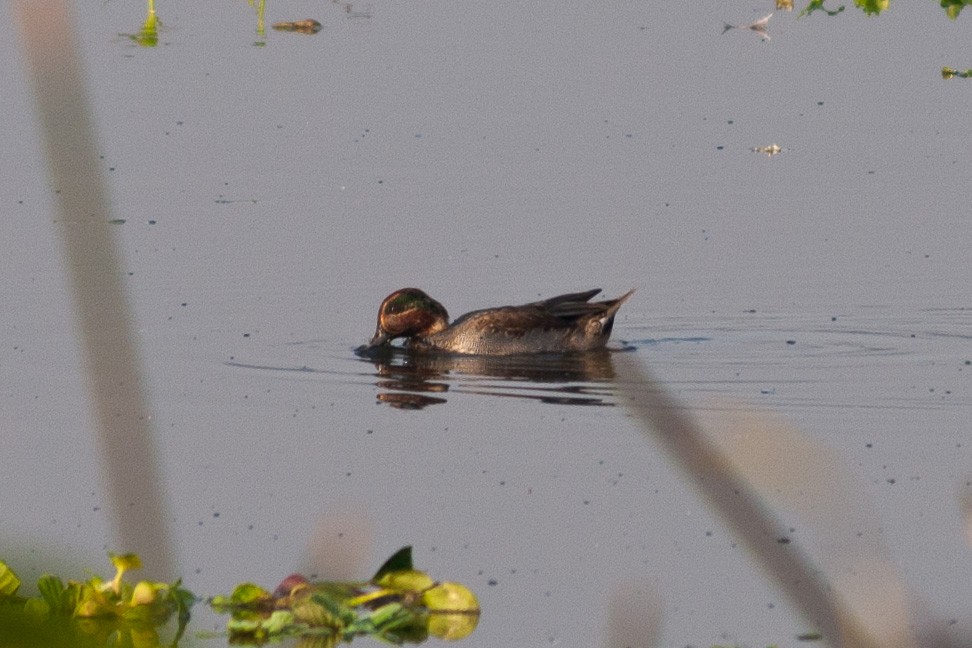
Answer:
xmin=366 ymin=288 xmax=450 ymax=348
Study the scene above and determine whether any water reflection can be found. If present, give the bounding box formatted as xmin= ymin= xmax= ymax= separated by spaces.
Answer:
xmin=355 ymin=346 xmax=634 ymax=409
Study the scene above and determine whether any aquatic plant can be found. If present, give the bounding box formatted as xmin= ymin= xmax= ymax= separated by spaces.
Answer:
xmin=0 ymin=553 xmax=194 ymax=646
xmin=0 ymin=547 xmax=479 ymax=646
xmin=210 ymin=546 xmax=480 ymax=645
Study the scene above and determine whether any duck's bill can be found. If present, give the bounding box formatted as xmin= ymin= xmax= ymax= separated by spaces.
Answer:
xmin=355 ymin=331 xmax=396 ymax=359
xmin=367 ymin=329 xmax=391 ymax=348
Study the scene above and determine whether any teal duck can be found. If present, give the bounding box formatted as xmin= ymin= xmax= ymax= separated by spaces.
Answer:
xmin=363 ymin=288 xmax=635 ymax=356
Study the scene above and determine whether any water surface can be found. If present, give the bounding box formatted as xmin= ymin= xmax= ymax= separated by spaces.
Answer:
xmin=2 ymin=2 xmax=971 ymax=646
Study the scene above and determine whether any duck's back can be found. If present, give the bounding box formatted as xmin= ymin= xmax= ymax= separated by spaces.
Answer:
xmin=409 ymin=289 xmax=632 ymax=355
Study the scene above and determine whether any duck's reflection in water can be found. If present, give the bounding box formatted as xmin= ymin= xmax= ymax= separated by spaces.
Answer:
xmin=356 ymin=345 xmax=632 ymax=409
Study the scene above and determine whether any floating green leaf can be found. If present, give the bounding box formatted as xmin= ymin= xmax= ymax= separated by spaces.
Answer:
xmin=941 ymin=0 xmax=972 ymax=19
xmin=36 ymin=574 xmax=73 ymax=615
xmin=799 ymin=0 xmax=845 ymax=17
xmin=372 ymin=545 xmax=415 ymax=580
xmin=228 ymin=582 xmax=272 ymax=605
xmin=854 ymin=0 xmax=889 ymax=14
xmin=0 ymin=560 xmax=21 ymax=596
xmin=373 ymin=569 xmax=435 ymax=594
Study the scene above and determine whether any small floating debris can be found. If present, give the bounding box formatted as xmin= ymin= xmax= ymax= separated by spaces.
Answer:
xmin=722 ymin=13 xmax=772 ymax=41
xmin=272 ymin=19 xmax=322 ymax=34
xmin=942 ymin=67 xmax=972 ymax=79
xmin=333 ymin=0 xmax=373 ymax=18
xmin=752 ymin=143 xmax=784 ymax=156
xmin=798 ymin=632 xmax=824 ymax=641
xmin=776 ymin=0 xmax=794 ymax=10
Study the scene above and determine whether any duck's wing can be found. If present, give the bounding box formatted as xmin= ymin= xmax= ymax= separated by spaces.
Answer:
xmin=450 ymin=290 xmax=600 ymax=327
xmin=545 ymin=288 xmax=635 ymax=321
xmin=451 ymin=306 xmax=571 ymax=336
xmin=453 ymin=290 xmax=633 ymax=337
xmin=536 ymin=289 xmax=602 ymax=309
xmin=487 ymin=289 xmax=605 ymax=329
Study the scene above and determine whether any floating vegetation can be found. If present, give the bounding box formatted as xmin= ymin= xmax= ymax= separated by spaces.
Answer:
xmin=0 ymin=547 xmax=477 ymax=646
xmin=855 ymin=0 xmax=890 ymax=15
xmin=796 ymin=0 xmax=971 ymax=18
xmin=941 ymin=0 xmax=972 ymax=18
xmin=0 ymin=562 xmax=20 ymax=596
xmin=798 ymin=1 xmax=845 ymax=17
xmin=942 ymin=67 xmax=972 ymax=79
xmin=210 ymin=546 xmax=480 ymax=645
xmin=0 ymin=553 xmax=194 ymax=646
xmin=120 ymin=0 xmax=161 ymax=47
xmin=272 ymin=19 xmax=323 ymax=34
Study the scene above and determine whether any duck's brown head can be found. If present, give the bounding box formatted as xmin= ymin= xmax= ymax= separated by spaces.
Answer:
xmin=367 ymin=288 xmax=450 ymax=348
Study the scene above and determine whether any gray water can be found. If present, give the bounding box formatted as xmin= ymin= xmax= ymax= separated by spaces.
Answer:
xmin=2 ymin=1 xmax=971 ymax=646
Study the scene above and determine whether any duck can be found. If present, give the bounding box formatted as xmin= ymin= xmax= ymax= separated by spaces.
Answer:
xmin=362 ymin=288 xmax=635 ymax=356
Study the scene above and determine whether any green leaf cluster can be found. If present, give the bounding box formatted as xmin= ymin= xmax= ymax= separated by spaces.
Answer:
xmin=1 ymin=547 xmax=479 ymax=646
xmin=941 ymin=0 xmax=972 ymax=19
xmin=855 ymin=0 xmax=890 ymax=15
xmin=799 ymin=0 xmax=972 ymax=17
xmin=210 ymin=546 xmax=480 ymax=645
xmin=0 ymin=554 xmax=195 ymax=647
xmin=942 ymin=66 xmax=972 ymax=78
